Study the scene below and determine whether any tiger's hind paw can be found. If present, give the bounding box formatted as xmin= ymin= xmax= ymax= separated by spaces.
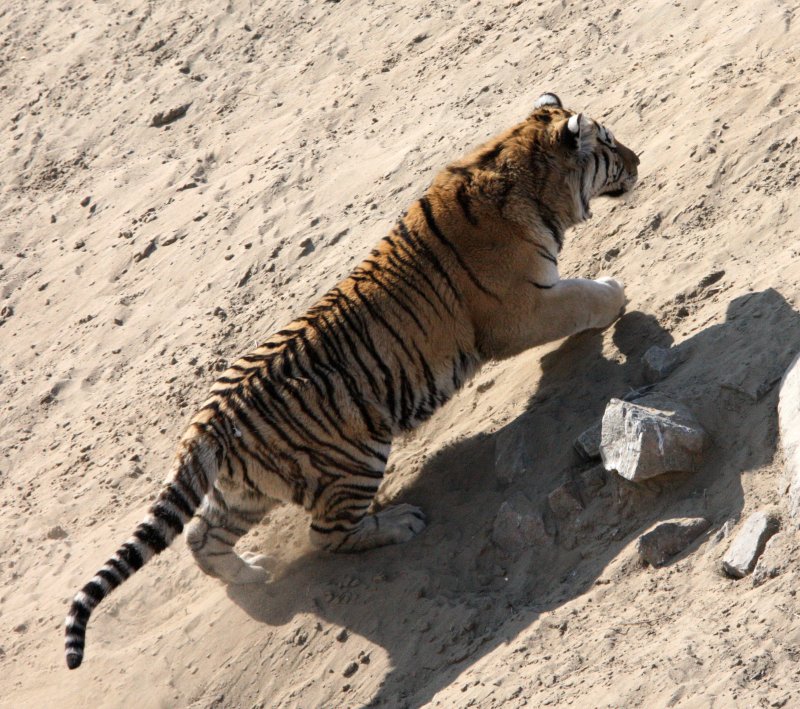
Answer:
xmin=373 ymin=503 xmax=427 ymax=545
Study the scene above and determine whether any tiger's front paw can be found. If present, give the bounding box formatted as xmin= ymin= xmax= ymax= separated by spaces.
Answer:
xmin=594 ymin=276 xmax=627 ymax=324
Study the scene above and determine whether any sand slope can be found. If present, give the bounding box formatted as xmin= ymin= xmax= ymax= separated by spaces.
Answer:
xmin=1 ymin=0 xmax=799 ymax=706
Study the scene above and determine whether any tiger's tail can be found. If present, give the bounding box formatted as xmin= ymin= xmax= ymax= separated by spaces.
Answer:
xmin=64 ymin=429 xmax=221 ymax=670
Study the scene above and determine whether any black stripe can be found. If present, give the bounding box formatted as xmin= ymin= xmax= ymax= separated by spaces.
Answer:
xmin=70 ymin=601 xmax=91 ymax=624
xmin=96 ymin=568 xmax=121 ymax=588
xmin=354 ymin=265 xmax=428 ymax=335
xmin=391 ymin=228 xmax=457 ymax=315
xmin=162 ymin=484 xmax=195 ymax=518
xmin=153 ymin=504 xmax=185 ymax=535
xmin=82 ymin=581 xmax=105 ymax=604
xmin=382 ymin=239 xmax=446 ymax=317
xmin=396 ymin=219 xmax=462 ymax=305
xmin=134 ymin=522 xmax=168 ymax=553
xmin=119 ymin=542 xmax=144 ymax=570
xmin=108 ymin=557 xmax=131 ymax=580
xmin=456 ymin=184 xmax=478 ymax=226
xmin=333 ymin=287 xmax=400 ymax=423
xmin=536 ymin=248 xmax=558 ymax=265
xmin=418 ymin=197 xmax=500 ymax=301
xmin=477 ymin=143 xmax=503 ymax=167
xmin=529 ymin=280 xmax=554 ymax=289
xmin=532 ymin=200 xmax=564 ymax=251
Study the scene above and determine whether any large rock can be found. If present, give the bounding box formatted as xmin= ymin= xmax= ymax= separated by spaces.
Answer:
xmin=599 ymin=396 xmax=707 ymax=481
xmin=778 ymin=353 xmax=800 ymax=522
xmin=722 ymin=510 xmax=781 ymax=579
xmin=636 ymin=517 xmax=711 ymax=566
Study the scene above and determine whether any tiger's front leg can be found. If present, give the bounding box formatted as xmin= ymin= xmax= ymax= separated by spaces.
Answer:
xmin=308 ymin=475 xmax=427 ymax=553
xmin=484 ymin=276 xmax=626 ymax=359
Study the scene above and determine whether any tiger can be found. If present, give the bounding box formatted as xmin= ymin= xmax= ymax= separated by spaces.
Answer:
xmin=65 ymin=92 xmax=639 ymax=669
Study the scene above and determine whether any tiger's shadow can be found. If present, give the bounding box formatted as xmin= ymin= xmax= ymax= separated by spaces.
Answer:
xmin=226 ymin=288 xmax=798 ymax=708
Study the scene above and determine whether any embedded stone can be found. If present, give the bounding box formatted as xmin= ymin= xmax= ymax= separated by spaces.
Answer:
xmin=574 ymin=420 xmax=602 ymax=460
xmin=600 ymin=397 xmax=707 ymax=481
xmin=722 ymin=510 xmax=781 ymax=579
xmin=547 ymin=482 xmax=584 ymax=520
xmin=636 ymin=517 xmax=711 ymax=566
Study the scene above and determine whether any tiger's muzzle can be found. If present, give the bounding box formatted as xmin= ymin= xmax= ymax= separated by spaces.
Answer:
xmin=601 ymin=140 xmax=640 ymax=197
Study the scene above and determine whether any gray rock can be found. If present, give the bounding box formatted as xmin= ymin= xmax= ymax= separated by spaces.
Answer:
xmin=636 ymin=517 xmax=711 ymax=566
xmin=600 ymin=397 xmax=707 ymax=481
xmin=722 ymin=510 xmax=781 ymax=579
xmin=574 ymin=420 xmax=602 ymax=460
xmin=491 ymin=493 xmax=549 ymax=554
xmin=642 ymin=345 xmax=687 ymax=384
xmin=778 ymin=353 xmax=800 ymax=522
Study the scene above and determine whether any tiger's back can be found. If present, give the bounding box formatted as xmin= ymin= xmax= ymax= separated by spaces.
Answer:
xmin=65 ymin=92 xmax=639 ymax=669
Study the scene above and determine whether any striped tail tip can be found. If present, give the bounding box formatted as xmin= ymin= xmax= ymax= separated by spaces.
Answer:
xmin=66 ymin=650 xmax=83 ymax=670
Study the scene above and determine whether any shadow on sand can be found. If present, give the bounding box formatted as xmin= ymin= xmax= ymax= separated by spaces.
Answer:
xmin=227 ymin=289 xmax=799 ymax=708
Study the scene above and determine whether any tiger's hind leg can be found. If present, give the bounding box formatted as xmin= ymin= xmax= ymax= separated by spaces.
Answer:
xmin=308 ymin=477 xmax=427 ymax=553
xmin=185 ymin=487 xmax=273 ymax=585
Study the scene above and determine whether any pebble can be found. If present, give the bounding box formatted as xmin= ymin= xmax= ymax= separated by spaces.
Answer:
xmin=636 ymin=517 xmax=710 ymax=566
xmin=722 ymin=510 xmax=780 ymax=578
xmin=46 ymin=525 xmax=68 ymax=540
xmin=641 ymin=345 xmax=687 ymax=384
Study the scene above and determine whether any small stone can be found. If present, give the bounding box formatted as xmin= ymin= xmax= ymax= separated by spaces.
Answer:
xmin=636 ymin=517 xmax=711 ymax=566
xmin=46 ymin=525 xmax=68 ymax=540
xmin=335 ymin=628 xmax=348 ymax=642
xmin=299 ymin=238 xmax=315 ymax=256
xmin=778 ymin=353 xmax=800 ymax=522
xmin=641 ymin=345 xmax=687 ymax=384
xmin=150 ymin=102 xmax=192 ymax=128
xmin=722 ymin=510 xmax=780 ymax=579
xmin=574 ymin=420 xmax=602 ymax=460
xmin=80 ymin=195 xmax=91 ymax=207
xmin=491 ymin=493 xmax=549 ymax=554
xmin=342 ymin=661 xmax=358 ymax=678
xmin=0 ymin=305 xmax=13 ymax=319
xmin=600 ymin=396 xmax=707 ymax=481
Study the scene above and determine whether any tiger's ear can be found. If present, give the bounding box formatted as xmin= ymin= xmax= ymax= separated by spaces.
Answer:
xmin=560 ymin=113 xmax=584 ymax=149
xmin=533 ymin=92 xmax=562 ymax=110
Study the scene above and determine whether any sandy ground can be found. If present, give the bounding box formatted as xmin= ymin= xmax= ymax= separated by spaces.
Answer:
xmin=2 ymin=0 xmax=800 ymax=706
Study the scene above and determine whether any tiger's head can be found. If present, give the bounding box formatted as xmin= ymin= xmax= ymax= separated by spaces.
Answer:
xmin=525 ymin=92 xmax=639 ymax=222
